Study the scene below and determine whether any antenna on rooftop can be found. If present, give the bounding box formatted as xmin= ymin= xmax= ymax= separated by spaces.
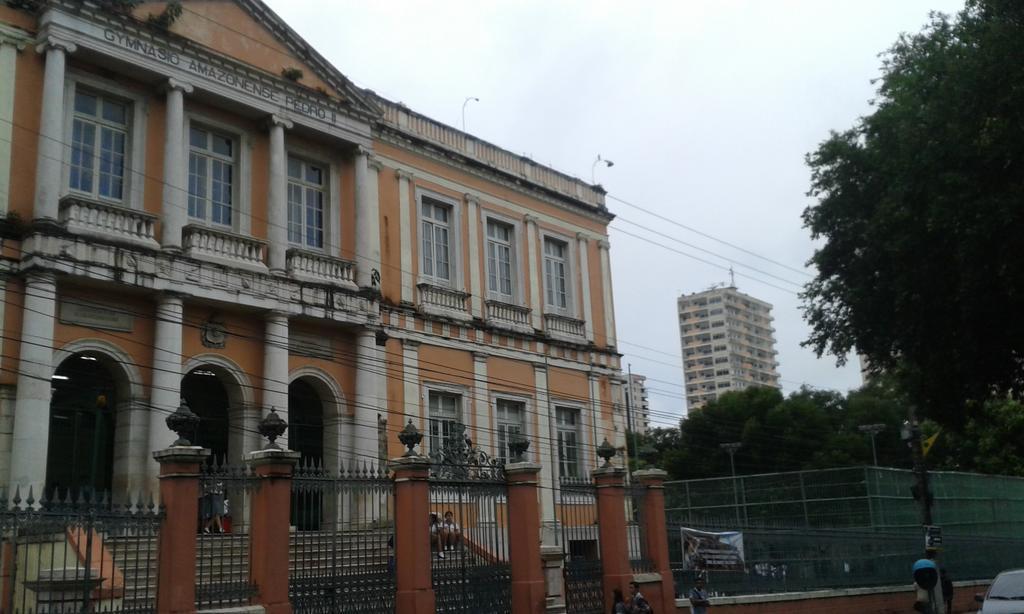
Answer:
xmin=729 ymin=266 xmax=736 ymax=288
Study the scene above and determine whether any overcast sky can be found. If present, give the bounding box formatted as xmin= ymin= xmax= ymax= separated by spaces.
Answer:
xmin=265 ymin=0 xmax=965 ymax=427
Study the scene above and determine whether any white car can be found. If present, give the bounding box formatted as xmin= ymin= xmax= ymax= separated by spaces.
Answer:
xmin=975 ymin=570 xmax=1024 ymax=613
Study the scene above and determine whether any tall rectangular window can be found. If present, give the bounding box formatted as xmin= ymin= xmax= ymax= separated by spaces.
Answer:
xmin=556 ymin=406 xmax=581 ymax=478
xmin=495 ymin=398 xmax=525 ymax=463
xmin=69 ymin=90 xmax=128 ymax=202
xmin=188 ymin=126 xmax=235 ymax=227
xmin=486 ymin=219 xmax=514 ymax=300
xmin=287 ymin=157 xmax=325 ymax=249
xmin=421 ymin=198 xmax=452 ymax=283
xmin=428 ymin=390 xmax=461 ymax=454
xmin=544 ymin=237 xmax=570 ymax=311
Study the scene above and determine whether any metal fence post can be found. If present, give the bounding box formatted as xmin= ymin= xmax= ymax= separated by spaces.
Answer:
xmin=594 ymin=465 xmax=631 ymax=610
xmin=154 ymin=446 xmax=209 ymax=614
xmin=507 ymin=461 xmax=546 ymax=614
xmin=635 ymin=469 xmax=675 ymax=613
xmin=391 ymin=455 xmax=435 ymax=614
xmin=247 ymin=448 xmax=300 ymax=614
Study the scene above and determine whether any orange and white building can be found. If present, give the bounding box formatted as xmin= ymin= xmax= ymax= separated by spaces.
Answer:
xmin=0 ymin=0 xmax=626 ymax=533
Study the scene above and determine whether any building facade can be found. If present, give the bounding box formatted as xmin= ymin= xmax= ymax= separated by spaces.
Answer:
xmin=0 ymin=0 xmax=627 ymax=535
xmin=626 ymin=373 xmax=649 ymax=435
xmin=678 ymin=285 xmax=780 ymax=410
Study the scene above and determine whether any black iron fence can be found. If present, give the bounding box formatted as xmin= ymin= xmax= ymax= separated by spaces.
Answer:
xmin=289 ymin=460 xmax=395 ymax=614
xmin=428 ymin=428 xmax=511 ymax=614
xmin=0 ymin=488 xmax=162 ymax=614
xmin=627 ymin=482 xmax=654 ymax=574
xmin=560 ymin=476 xmax=603 ymax=614
xmin=196 ymin=460 xmax=256 ymax=609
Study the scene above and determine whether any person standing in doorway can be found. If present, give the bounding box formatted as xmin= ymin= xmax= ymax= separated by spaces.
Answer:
xmin=689 ymin=576 xmax=711 ymax=614
xmin=201 ymin=479 xmax=225 ymax=534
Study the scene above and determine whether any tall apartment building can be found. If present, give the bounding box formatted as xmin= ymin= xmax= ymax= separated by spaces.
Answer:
xmin=626 ymin=373 xmax=650 ymax=435
xmin=678 ymin=285 xmax=780 ymax=410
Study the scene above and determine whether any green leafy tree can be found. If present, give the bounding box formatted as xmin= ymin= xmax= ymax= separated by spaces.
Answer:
xmin=802 ymin=0 xmax=1024 ymax=426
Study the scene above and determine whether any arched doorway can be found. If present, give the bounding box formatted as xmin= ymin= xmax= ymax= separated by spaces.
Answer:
xmin=290 ymin=378 xmax=325 ymax=530
xmin=46 ymin=352 xmax=119 ymax=499
xmin=181 ymin=367 xmax=231 ymax=463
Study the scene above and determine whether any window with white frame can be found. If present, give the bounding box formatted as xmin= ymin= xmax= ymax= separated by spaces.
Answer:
xmin=428 ymin=390 xmax=462 ymax=454
xmin=69 ymin=90 xmax=128 ymax=202
xmin=555 ymin=406 xmax=581 ymax=478
xmin=486 ymin=219 xmax=515 ymax=301
xmin=543 ymin=237 xmax=571 ymax=312
xmin=188 ymin=126 xmax=235 ymax=227
xmin=287 ymin=156 xmax=325 ymax=249
xmin=495 ymin=398 xmax=525 ymax=463
xmin=421 ymin=197 xmax=453 ymax=284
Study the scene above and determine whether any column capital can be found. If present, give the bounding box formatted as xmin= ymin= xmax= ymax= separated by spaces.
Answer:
xmin=576 ymin=232 xmax=590 ymax=243
xmin=161 ymin=77 xmax=194 ymax=95
xmin=401 ymin=338 xmax=421 ymax=350
xmin=464 ymin=193 xmax=480 ymax=206
xmin=267 ymin=114 xmax=294 ymax=130
xmin=523 ymin=213 xmax=539 ymax=225
xmin=367 ymin=156 xmax=384 ymax=173
xmin=597 ymin=238 xmax=611 ymax=250
xmin=265 ymin=309 xmax=289 ymax=323
xmin=472 ymin=350 xmax=490 ymax=363
xmin=532 ymin=362 xmax=547 ymax=373
xmin=0 ymin=24 xmax=32 ymax=50
xmin=24 ymin=269 xmax=57 ymax=285
xmin=35 ymin=34 xmax=76 ymax=55
xmin=157 ymin=290 xmax=187 ymax=304
xmin=395 ymin=168 xmax=415 ymax=181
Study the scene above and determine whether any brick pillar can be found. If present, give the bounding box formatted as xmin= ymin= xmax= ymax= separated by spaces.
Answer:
xmin=247 ymin=449 xmax=300 ymax=614
xmin=154 ymin=446 xmax=209 ymax=614
xmin=506 ymin=462 xmax=546 ymax=614
xmin=635 ymin=469 xmax=675 ymax=610
xmin=594 ymin=465 xmax=631 ymax=610
xmin=391 ymin=456 xmax=435 ymax=614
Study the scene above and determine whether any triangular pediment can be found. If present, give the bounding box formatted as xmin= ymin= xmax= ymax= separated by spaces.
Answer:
xmin=132 ymin=0 xmax=379 ymax=118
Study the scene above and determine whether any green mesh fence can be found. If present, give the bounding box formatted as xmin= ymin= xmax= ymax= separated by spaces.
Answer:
xmin=666 ymin=466 xmax=1024 ymax=536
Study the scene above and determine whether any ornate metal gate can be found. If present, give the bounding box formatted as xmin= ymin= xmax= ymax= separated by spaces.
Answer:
xmin=428 ymin=426 xmax=512 ymax=614
xmin=561 ymin=476 xmax=604 ymax=614
xmin=289 ymin=460 xmax=395 ymax=614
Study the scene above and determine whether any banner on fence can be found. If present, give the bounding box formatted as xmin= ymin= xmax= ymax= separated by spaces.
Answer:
xmin=680 ymin=527 xmax=745 ymax=571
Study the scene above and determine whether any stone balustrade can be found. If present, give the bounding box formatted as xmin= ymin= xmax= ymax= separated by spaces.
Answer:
xmin=286 ymin=249 xmax=357 ymax=288
xmin=183 ymin=224 xmax=268 ymax=272
xmin=59 ymin=196 xmax=159 ymax=249
xmin=485 ymin=300 xmax=533 ymax=334
xmin=543 ymin=312 xmax=588 ymax=343
xmin=416 ymin=283 xmax=471 ymax=320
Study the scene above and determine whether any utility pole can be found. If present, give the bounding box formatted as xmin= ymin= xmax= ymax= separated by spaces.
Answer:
xmin=901 ymin=408 xmax=933 ymax=526
xmin=858 ymin=423 xmax=886 ymax=466
xmin=720 ymin=442 xmax=743 ymax=525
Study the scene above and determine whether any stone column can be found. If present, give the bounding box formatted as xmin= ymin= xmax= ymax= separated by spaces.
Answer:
xmin=397 ymin=170 xmax=415 ymax=303
xmin=594 ymin=465 xmax=631 ymax=609
xmin=635 ymin=469 xmax=675 ymax=613
xmin=9 ymin=272 xmax=57 ymax=494
xmin=506 ymin=462 xmax=547 ymax=614
xmin=401 ymin=339 xmax=421 ymax=429
xmin=540 ymin=545 xmax=567 ymax=613
xmin=534 ymin=363 xmax=557 ymax=543
xmin=0 ymin=29 xmax=30 ymax=215
xmin=153 ymin=446 xmax=208 ymax=614
xmin=148 ymin=293 xmax=185 ymax=491
xmin=354 ymin=148 xmax=382 ymax=289
xmin=355 ymin=329 xmax=383 ymax=467
xmin=160 ymin=79 xmax=193 ymax=250
xmin=263 ymin=311 xmax=290 ymax=450
xmin=391 ymin=455 xmax=435 ymax=614
xmin=472 ymin=351 xmax=491 ymax=453
xmin=525 ymin=215 xmax=542 ymax=330
xmin=247 ymin=448 xmax=300 ymax=614
xmin=576 ymin=233 xmax=594 ymax=342
xmin=585 ymin=374 xmax=601 ymax=471
xmin=466 ymin=194 xmax=482 ymax=317
xmin=33 ymin=36 xmax=75 ymax=223
xmin=597 ymin=239 xmax=616 ymax=347
xmin=266 ymin=115 xmax=293 ymax=273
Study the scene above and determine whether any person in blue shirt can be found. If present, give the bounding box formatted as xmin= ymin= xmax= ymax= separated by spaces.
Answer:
xmin=689 ymin=576 xmax=710 ymax=614
xmin=912 ymin=549 xmax=944 ymax=613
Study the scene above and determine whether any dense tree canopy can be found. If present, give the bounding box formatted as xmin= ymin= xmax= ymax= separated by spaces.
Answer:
xmin=801 ymin=0 xmax=1024 ymax=425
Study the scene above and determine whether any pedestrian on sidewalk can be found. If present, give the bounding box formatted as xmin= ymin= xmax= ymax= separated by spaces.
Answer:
xmin=689 ymin=576 xmax=711 ymax=614
xmin=611 ymin=588 xmax=628 ymax=614
xmin=628 ymin=581 xmax=652 ymax=614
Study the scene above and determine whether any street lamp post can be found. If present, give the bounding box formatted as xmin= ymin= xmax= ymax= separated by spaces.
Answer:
xmin=591 ymin=154 xmax=614 ymax=184
xmin=461 ymin=96 xmax=479 ymax=131
xmin=858 ymin=423 xmax=886 ymax=466
xmin=720 ymin=442 xmax=743 ymax=526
